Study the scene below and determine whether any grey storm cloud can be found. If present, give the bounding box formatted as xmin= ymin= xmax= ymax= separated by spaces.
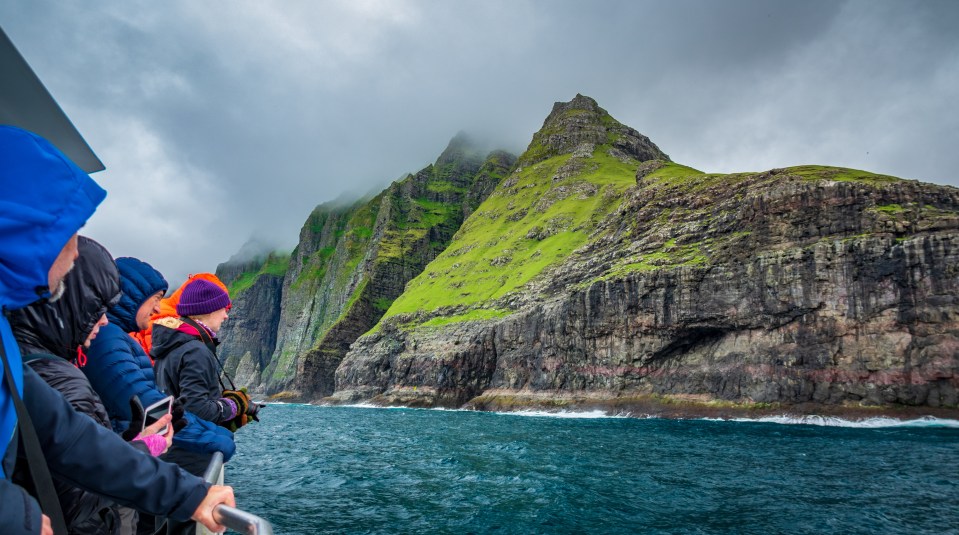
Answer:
xmin=2 ymin=0 xmax=957 ymax=287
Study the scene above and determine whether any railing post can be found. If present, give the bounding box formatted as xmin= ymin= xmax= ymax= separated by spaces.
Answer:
xmin=196 ymin=452 xmax=273 ymax=535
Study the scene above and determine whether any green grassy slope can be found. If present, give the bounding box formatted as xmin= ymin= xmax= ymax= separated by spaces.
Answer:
xmin=227 ymin=252 xmax=291 ymax=296
xmin=380 ymin=150 xmax=933 ymax=330
xmin=384 ymin=147 xmax=640 ymax=320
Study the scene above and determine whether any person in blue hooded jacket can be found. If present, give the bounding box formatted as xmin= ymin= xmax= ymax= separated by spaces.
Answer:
xmin=83 ymin=257 xmax=236 ymax=459
xmin=0 ymin=125 xmax=234 ymax=535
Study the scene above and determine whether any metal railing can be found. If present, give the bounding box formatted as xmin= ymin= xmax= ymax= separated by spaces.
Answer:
xmin=198 ymin=452 xmax=274 ymax=535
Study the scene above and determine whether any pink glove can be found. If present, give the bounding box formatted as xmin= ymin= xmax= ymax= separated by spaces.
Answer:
xmin=133 ymin=433 xmax=168 ymax=457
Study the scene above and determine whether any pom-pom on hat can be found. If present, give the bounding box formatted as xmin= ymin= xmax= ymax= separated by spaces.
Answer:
xmin=176 ymin=279 xmax=231 ymax=316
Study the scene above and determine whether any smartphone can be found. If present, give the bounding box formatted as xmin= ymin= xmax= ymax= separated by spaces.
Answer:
xmin=143 ymin=395 xmax=174 ymax=436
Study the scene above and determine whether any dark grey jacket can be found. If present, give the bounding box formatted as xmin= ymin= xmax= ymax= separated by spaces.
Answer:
xmin=21 ymin=356 xmax=127 ymax=534
xmin=152 ymin=323 xmax=233 ymax=424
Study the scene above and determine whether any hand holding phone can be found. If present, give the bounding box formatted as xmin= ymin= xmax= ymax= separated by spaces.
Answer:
xmin=143 ymin=395 xmax=174 ymax=436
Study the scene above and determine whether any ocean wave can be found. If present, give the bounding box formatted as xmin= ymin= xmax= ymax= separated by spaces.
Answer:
xmin=338 ymin=402 xmax=392 ymax=409
xmin=724 ymin=415 xmax=959 ymax=428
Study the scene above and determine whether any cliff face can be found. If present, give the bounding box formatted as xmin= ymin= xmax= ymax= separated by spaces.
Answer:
xmin=218 ymin=134 xmax=516 ymax=397
xmin=333 ymin=95 xmax=959 ymax=412
xmin=217 ymin=272 xmax=284 ymax=387
xmin=255 ymin=200 xmax=375 ymax=395
xmin=295 ymin=145 xmax=516 ymax=398
xmin=216 ymin=249 xmax=288 ymax=388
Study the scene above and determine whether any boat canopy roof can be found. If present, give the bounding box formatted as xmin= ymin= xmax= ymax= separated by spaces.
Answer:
xmin=0 ymin=26 xmax=104 ymax=173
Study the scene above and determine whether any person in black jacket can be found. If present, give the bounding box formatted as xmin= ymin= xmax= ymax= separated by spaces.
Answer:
xmin=0 ymin=125 xmax=234 ymax=535
xmin=153 ymin=280 xmax=259 ymax=478
xmin=9 ymin=237 xmax=176 ymax=534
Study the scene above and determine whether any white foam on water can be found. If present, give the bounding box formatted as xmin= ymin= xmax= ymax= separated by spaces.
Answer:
xmin=335 ymin=403 xmax=471 ymax=413
xmin=495 ymin=409 xmax=631 ymax=419
xmin=332 ymin=404 xmax=628 ymax=418
xmin=338 ymin=402 xmax=391 ymax=409
xmin=292 ymin=403 xmax=959 ymax=428
xmin=725 ymin=415 xmax=959 ymax=428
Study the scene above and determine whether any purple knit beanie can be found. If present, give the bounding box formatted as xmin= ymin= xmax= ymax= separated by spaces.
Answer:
xmin=176 ymin=279 xmax=231 ymax=316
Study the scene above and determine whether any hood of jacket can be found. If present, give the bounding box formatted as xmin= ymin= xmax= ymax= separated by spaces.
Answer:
xmin=0 ymin=126 xmax=106 ymax=469
xmin=108 ymin=257 xmax=168 ymax=333
xmin=0 ymin=126 xmax=107 ymax=311
xmin=10 ymin=236 xmax=120 ymax=359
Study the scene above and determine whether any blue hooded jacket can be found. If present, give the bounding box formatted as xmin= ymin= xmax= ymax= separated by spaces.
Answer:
xmin=1 ymin=125 xmax=106 ymax=471
xmin=0 ymin=126 xmax=209 ymax=534
xmin=83 ymin=257 xmax=235 ymax=460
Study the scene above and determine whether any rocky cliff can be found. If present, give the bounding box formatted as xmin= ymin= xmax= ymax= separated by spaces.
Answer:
xmin=294 ymin=143 xmax=516 ymax=398
xmin=332 ymin=94 xmax=959 ymax=414
xmin=216 ymin=246 xmax=288 ymax=387
xmin=217 ymin=134 xmax=516 ymax=397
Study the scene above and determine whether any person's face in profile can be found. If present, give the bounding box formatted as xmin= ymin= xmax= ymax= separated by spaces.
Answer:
xmin=136 ymin=291 xmax=164 ymax=331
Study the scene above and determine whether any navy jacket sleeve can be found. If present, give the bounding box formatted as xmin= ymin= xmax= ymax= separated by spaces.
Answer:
xmin=22 ymin=365 xmax=208 ymax=521
xmin=0 ymin=476 xmax=43 ymax=535
xmin=83 ymin=324 xmax=166 ymax=433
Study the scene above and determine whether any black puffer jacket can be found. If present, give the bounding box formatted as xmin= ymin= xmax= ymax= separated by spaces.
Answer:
xmin=9 ymin=236 xmax=123 ymax=535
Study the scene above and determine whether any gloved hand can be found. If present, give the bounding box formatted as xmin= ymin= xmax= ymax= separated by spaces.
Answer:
xmin=221 ymin=389 xmax=252 ymax=431
xmin=237 ymin=387 xmax=264 ymax=421
xmin=121 ymin=395 xmax=146 ymax=441
xmin=171 ymin=398 xmax=188 ymax=433
xmin=222 ymin=389 xmax=250 ymax=417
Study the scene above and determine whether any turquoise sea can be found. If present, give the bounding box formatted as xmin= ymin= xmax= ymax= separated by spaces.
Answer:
xmin=226 ymin=404 xmax=959 ymax=534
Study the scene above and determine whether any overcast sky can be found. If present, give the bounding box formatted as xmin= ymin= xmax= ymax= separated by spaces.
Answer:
xmin=2 ymin=1 xmax=958 ymax=287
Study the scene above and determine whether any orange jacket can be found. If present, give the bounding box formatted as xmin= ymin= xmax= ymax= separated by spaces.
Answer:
xmin=132 ymin=273 xmax=229 ymax=358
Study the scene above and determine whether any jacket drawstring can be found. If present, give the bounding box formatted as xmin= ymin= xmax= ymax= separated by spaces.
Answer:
xmin=75 ymin=346 xmax=87 ymax=368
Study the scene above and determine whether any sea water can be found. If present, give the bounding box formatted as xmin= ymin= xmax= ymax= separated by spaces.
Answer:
xmin=226 ymin=404 xmax=959 ymax=534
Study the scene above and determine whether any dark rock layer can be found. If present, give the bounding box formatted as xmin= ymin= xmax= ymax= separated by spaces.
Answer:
xmin=217 ymin=272 xmax=284 ymax=387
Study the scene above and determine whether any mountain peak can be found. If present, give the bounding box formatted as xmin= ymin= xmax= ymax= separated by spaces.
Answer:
xmin=518 ymin=94 xmax=670 ymax=167
xmin=546 ymin=93 xmax=602 ymax=119
xmin=436 ymin=131 xmax=482 ymax=167
xmin=226 ymin=235 xmax=279 ymax=264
